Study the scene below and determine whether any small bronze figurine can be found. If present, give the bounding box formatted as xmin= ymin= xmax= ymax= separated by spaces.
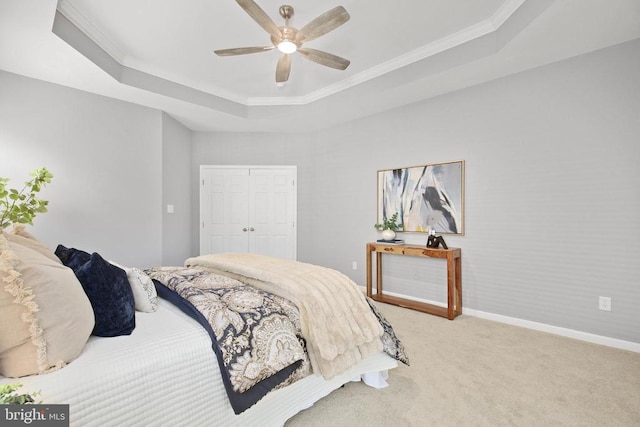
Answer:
xmin=426 ymin=231 xmax=448 ymax=249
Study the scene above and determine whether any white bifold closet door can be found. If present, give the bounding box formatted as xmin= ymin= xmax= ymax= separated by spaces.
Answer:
xmin=200 ymin=166 xmax=297 ymax=260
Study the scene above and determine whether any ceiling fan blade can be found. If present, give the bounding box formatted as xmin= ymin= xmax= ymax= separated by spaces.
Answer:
xmin=215 ymin=46 xmax=275 ymax=56
xmin=297 ymin=48 xmax=350 ymax=70
xmin=276 ymin=54 xmax=292 ymax=83
xmin=296 ymin=6 xmax=350 ymax=44
xmin=236 ymin=0 xmax=282 ymax=40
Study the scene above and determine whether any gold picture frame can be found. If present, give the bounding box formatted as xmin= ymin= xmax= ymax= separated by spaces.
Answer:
xmin=377 ymin=160 xmax=465 ymax=235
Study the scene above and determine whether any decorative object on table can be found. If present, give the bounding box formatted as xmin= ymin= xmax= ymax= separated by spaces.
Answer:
xmin=0 ymin=167 xmax=53 ymax=229
xmin=376 ymin=239 xmax=404 ymax=245
xmin=377 ymin=160 xmax=464 ymax=235
xmin=426 ymin=230 xmax=448 ymax=249
xmin=374 ymin=212 xmax=403 ymax=241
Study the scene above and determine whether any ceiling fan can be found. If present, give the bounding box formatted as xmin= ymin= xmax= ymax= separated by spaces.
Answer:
xmin=214 ymin=0 xmax=351 ymax=84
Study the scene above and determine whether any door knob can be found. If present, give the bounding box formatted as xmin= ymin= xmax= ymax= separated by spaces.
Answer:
xmin=242 ymin=228 xmax=247 ymax=232
xmin=249 ymin=227 xmax=255 ymax=231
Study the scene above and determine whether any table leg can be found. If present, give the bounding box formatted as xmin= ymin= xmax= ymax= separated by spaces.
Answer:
xmin=376 ymin=252 xmax=382 ymax=296
xmin=455 ymin=255 xmax=462 ymax=315
xmin=447 ymin=253 xmax=455 ymax=320
xmin=366 ymin=245 xmax=372 ymax=297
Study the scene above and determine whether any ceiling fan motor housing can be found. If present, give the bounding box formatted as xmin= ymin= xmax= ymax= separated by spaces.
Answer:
xmin=272 ymin=26 xmax=299 ymax=49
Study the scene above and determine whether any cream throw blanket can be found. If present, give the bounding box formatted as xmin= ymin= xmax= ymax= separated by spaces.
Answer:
xmin=185 ymin=253 xmax=383 ymax=379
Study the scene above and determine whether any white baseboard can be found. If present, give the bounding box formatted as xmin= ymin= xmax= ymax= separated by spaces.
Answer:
xmin=464 ymin=308 xmax=640 ymax=353
xmin=364 ymin=287 xmax=640 ymax=354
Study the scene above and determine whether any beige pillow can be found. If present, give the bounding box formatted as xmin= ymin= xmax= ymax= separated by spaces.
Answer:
xmin=4 ymin=226 xmax=61 ymax=264
xmin=0 ymin=233 xmax=95 ymax=377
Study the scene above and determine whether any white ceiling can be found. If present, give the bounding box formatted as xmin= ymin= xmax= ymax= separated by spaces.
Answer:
xmin=1 ymin=0 xmax=639 ymax=132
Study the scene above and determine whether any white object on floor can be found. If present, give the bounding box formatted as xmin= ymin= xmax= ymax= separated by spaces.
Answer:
xmin=350 ymin=370 xmax=390 ymax=388
xmin=362 ymin=370 xmax=390 ymax=389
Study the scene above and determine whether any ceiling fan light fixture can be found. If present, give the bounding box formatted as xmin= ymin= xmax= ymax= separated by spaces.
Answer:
xmin=216 ymin=1 xmax=351 ymax=83
xmin=277 ymin=40 xmax=297 ymax=54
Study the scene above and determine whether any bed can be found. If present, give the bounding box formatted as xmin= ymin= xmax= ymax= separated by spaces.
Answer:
xmin=0 ymin=227 xmax=408 ymax=426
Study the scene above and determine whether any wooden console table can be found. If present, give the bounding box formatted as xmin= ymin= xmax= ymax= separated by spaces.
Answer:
xmin=366 ymin=242 xmax=462 ymax=320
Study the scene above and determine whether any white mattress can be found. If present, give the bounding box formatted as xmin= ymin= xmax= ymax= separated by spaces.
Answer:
xmin=1 ymin=299 xmax=397 ymax=426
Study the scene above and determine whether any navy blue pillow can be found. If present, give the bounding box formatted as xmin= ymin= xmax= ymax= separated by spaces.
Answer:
xmin=55 ymin=244 xmax=90 ymax=270
xmin=56 ymin=246 xmax=135 ymax=337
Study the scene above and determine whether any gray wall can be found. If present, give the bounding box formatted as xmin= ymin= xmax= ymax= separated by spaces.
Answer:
xmin=193 ymin=39 xmax=640 ymax=344
xmin=162 ymin=112 xmax=192 ymax=265
xmin=0 ymin=70 xmax=165 ymax=267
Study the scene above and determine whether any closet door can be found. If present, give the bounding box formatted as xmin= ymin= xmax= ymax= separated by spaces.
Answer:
xmin=200 ymin=168 xmax=250 ymax=255
xmin=249 ymin=168 xmax=296 ymax=260
xmin=200 ymin=166 xmax=297 ymax=259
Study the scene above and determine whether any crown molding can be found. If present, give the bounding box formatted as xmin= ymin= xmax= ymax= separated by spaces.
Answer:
xmin=491 ymin=0 xmax=528 ymax=28
xmin=57 ymin=0 xmax=126 ymax=64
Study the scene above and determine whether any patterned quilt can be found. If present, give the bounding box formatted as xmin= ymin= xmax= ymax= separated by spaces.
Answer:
xmin=146 ymin=266 xmax=311 ymax=393
xmin=146 ymin=266 xmax=409 ymax=413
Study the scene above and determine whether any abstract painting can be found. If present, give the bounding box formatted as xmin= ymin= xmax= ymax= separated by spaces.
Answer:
xmin=377 ymin=160 xmax=465 ymax=235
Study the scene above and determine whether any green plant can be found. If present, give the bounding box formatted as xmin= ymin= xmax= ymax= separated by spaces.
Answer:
xmin=0 ymin=167 xmax=53 ymax=229
xmin=374 ymin=212 xmax=403 ymax=231
xmin=0 ymin=382 xmax=40 ymax=404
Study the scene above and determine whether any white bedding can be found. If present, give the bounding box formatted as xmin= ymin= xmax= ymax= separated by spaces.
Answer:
xmin=1 ymin=299 xmax=397 ymax=426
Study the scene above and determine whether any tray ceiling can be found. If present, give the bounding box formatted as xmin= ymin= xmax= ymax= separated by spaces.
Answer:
xmin=1 ymin=0 xmax=639 ymax=132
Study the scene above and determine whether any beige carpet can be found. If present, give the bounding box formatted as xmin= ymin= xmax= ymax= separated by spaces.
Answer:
xmin=286 ymin=302 xmax=640 ymax=427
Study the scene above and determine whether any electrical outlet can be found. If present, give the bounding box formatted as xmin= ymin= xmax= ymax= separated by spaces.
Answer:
xmin=352 ymin=261 xmax=357 ymax=270
xmin=598 ymin=296 xmax=611 ymax=312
